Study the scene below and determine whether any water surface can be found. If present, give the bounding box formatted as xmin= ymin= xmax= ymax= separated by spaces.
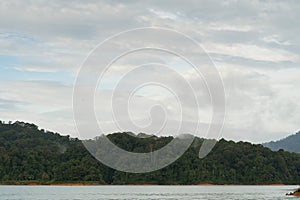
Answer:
xmin=0 ymin=185 xmax=298 ymax=200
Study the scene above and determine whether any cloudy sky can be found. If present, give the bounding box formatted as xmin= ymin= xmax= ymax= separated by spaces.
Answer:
xmin=0 ymin=0 xmax=299 ymax=143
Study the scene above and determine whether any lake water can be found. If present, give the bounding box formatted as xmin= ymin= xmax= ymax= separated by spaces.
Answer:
xmin=0 ymin=185 xmax=298 ymax=200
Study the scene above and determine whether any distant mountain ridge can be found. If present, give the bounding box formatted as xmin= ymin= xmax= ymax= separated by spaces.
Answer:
xmin=263 ymin=131 xmax=300 ymax=153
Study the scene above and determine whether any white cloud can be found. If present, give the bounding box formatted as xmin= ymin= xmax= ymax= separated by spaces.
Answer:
xmin=14 ymin=66 xmax=59 ymax=73
xmin=148 ymin=8 xmax=179 ymax=20
xmin=0 ymin=0 xmax=299 ymax=143
xmin=205 ymin=43 xmax=299 ymax=62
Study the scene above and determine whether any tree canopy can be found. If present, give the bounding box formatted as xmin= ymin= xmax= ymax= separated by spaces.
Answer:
xmin=0 ymin=121 xmax=300 ymax=185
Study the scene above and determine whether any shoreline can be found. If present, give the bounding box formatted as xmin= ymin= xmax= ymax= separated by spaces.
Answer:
xmin=0 ymin=183 xmax=292 ymax=186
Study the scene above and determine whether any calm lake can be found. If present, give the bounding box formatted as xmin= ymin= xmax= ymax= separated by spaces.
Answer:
xmin=0 ymin=185 xmax=298 ymax=200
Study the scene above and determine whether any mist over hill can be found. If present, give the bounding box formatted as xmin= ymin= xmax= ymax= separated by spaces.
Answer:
xmin=263 ymin=131 xmax=300 ymax=153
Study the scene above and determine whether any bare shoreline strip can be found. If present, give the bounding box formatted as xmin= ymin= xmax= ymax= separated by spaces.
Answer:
xmin=0 ymin=183 xmax=289 ymax=186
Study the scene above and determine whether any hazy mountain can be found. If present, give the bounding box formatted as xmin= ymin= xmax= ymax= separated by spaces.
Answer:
xmin=263 ymin=131 xmax=300 ymax=153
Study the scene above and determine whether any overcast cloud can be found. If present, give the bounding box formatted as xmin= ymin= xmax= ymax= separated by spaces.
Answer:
xmin=0 ymin=0 xmax=299 ymax=143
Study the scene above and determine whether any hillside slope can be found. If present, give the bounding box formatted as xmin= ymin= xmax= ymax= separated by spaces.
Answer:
xmin=263 ymin=131 xmax=300 ymax=153
xmin=1 ymin=121 xmax=300 ymax=185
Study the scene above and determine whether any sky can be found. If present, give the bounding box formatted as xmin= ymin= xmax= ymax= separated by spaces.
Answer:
xmin=0 ymin=0 xmax=299 ymax=143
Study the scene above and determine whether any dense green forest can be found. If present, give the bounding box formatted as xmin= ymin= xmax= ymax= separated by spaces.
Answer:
xmin=0 ymin=121 xmax=300 ymax=185
xmin=263 ymin=131 xmax=300 ymax=153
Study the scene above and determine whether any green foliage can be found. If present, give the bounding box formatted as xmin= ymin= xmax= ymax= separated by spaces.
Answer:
xmin=0 ymin=121 xmax=300 ymax=185
xmin=0 ymin=121 xmax=105 ymax=184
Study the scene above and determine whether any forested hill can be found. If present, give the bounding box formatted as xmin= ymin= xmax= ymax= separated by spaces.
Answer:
xmin=1 ymin=121 xmax=300 ymax=185
xmin=263 ymin=131 xmax=300 ymax=153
